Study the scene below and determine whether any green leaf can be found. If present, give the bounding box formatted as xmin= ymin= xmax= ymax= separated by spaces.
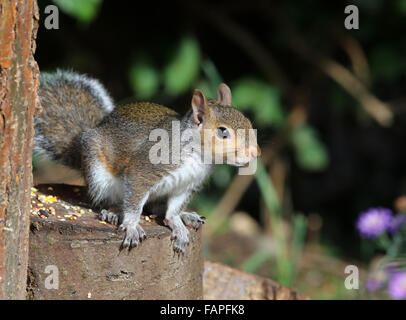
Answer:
xmin=232 ymin=78 xmax=285 ymax=128
xmin=163 ymin=36 xmax=201 ymax=96
xmin=242 ymin=249 xmax=271 ymax=273
xmin=129 ymin=57 xmax=160 ymax=99
xmin=255 ymin=160 xmax=281 ymax=216
xmin=290 ymin=214 xmax=307 ymax=283
xmin=53 ymin=0 xmax=102 ymax=23
xmin=291 ymin=125 xmax=329 ymax=171
xmin=377 ymin=233 xmax=391 ymax=251
xmin=195 ymin=79 xmax=216 ymax=100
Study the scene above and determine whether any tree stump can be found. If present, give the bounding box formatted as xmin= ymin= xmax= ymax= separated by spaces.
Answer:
xmin=203 ymin=261 xmax=308 ymax=300
xmin=27 ymin=184 xmax=203 ymax=300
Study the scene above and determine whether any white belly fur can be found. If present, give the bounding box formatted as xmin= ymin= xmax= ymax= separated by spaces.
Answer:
xmin=89 ymin=155 xmax=210 ymax=206
xmin=89 ymin=160 xmax=123 ymax=205
xmin=149 ymin=155 xmax=210 ymax=200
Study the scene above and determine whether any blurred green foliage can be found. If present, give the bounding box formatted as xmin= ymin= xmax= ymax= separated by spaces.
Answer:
xmin=291 ymin=125 xmax=329 ymax=171
xmin=232 ymin=78 xmax=285 ymax=128
xmin=163 ymin=36 xmax=201 ymax=96
xmin=128 ymin=36 xmax=201 ymax=98
xmin=195 ymin=59 xmax=224 ymax=99
xmin=253 ymin=160 xmax=307 ymax=286
xmin=212 ymin=165 xmax=233 ymax=188
xmin=397 ymin=0 xmax=406 ymax=14
xmin=52 ymin=0 xmax=102 ymax=23
xmin=129 ymin=55 xmax=160 ymax=100
xmin=242 ymin=249 xmax=271 ymax=273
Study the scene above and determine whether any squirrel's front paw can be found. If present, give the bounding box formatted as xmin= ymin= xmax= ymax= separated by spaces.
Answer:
xmin=99 ymin=209 xmax=119 ymax=225
xmin=119 ymin=221 xmax=146 ymax=249
xmin=166 ymin=217 xmax=190 ymax=254
xmin=180 ymin=211 xmax=206 ymax=230
xmin=171 ymin=227 xmax=190 ymax=254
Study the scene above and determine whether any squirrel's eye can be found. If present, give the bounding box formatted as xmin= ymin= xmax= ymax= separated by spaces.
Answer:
xmin=217 ymin=127 xmax=230 ymax=139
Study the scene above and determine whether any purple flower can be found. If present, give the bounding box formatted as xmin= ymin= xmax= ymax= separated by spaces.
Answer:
xmin=385 ymin=263 xmax=399 ymax=275
xmin=365 ymin=268 xmax=388 ymax=292
xmin=388 ymin=272 xmax=406 ymax=300
xmin=356 ymin=207 xmax=393 ymax=238
xmin=388 ymin=214 xmax=406 ymax=234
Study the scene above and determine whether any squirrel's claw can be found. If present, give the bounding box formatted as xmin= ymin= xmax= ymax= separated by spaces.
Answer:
xmin=99 ymin=209 xmax=119 ymax=226
xmin=180 ymin=211 xmax=206 ymax=230
xmin=119 ymin=222 xmax=146 ymax=251
xmin=169 ymin=219 xmax=190 ymax=254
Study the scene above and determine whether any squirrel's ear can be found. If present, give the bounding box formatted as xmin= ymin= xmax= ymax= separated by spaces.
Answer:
xmin=216 ymin=83 xmax=232 ymax=106
xmin=191 ymin=89 xmax=209 ymax=125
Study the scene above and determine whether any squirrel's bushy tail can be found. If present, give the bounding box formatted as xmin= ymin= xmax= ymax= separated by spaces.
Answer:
xmin=34 ymin=70 xmax=114 ymax=169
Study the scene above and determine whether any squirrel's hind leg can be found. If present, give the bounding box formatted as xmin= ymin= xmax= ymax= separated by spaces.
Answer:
xmin=81 ymin=129 xmax=123 ymax=206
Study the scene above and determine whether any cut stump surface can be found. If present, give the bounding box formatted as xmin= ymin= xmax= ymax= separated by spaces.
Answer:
xmin=27 ymin=184 xmax=203 ymax=300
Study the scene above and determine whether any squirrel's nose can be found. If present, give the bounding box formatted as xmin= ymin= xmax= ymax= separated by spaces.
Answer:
xmin=248 ymin=146 xmax=261 ymax=159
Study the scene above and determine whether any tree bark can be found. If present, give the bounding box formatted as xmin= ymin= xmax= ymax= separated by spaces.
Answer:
xmin=0 ymin=0 xmax=40 ymax=299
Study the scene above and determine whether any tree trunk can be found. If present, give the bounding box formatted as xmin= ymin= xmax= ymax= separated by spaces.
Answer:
xmin=0 ymin=0 xmax=40 ymax=299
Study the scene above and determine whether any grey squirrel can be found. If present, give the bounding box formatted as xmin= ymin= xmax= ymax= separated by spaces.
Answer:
xmin=34 ymin=70 xmax=260 ymax=253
